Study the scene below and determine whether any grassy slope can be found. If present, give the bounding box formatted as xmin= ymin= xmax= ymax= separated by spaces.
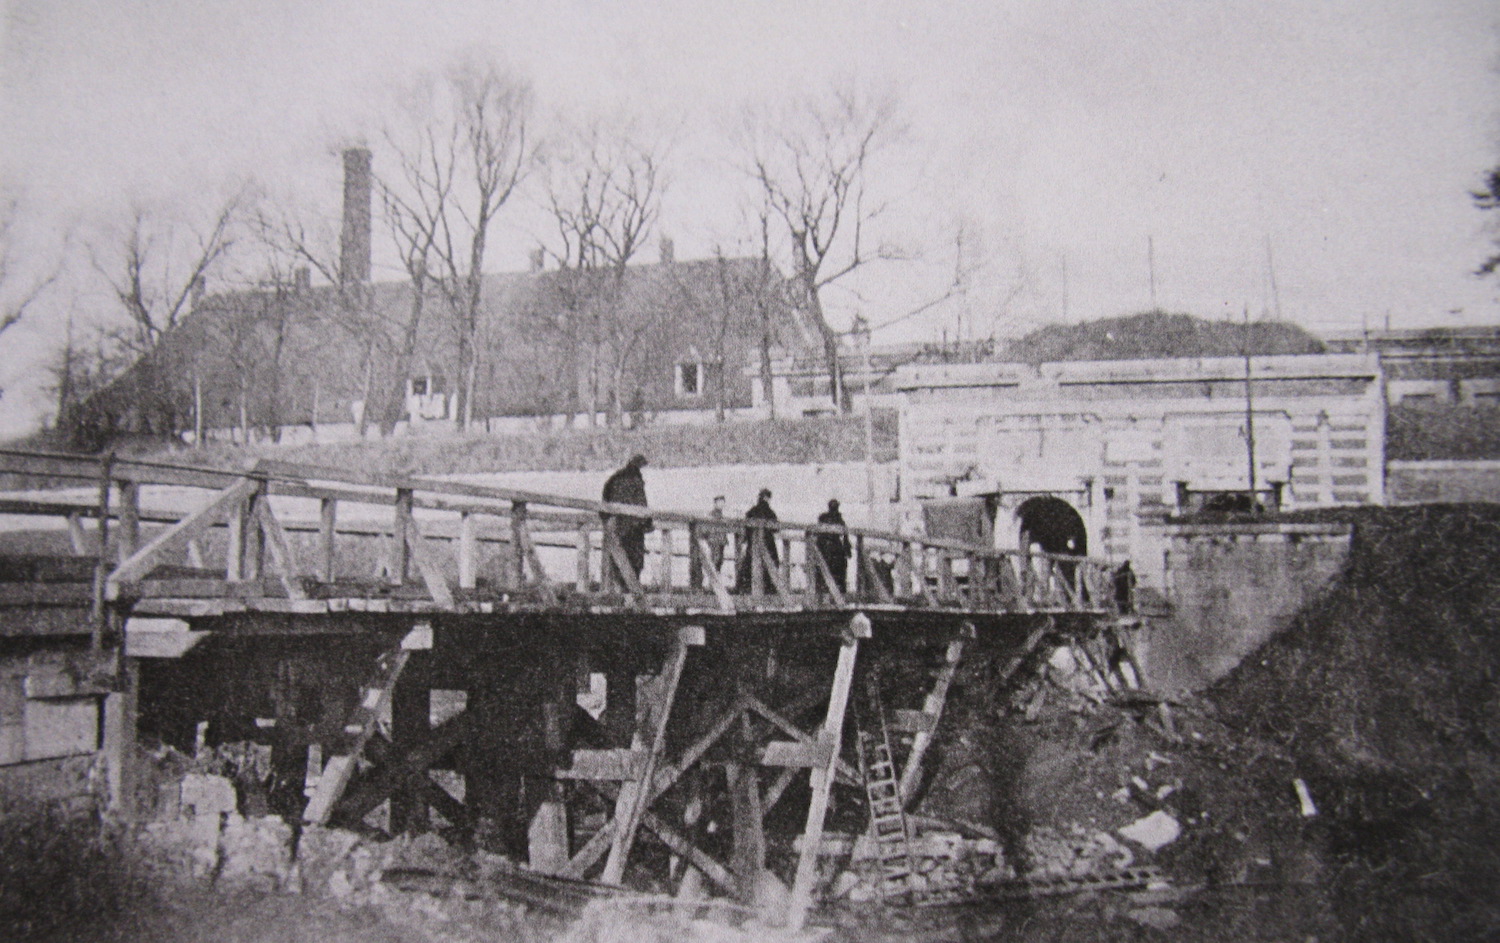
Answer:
xmin=1210 ymin=504 xmax=1500 ymax=940
xmin=37 ymin=413 xmax=900 ymax=478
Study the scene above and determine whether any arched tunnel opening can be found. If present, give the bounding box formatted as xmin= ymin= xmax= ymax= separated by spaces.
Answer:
xmin=1016 ymin=495 xmax=1088 ymax=556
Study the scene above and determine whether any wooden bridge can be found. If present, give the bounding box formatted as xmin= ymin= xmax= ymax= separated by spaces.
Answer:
xmin=0 ymin=448 xmax=1140 ymax=927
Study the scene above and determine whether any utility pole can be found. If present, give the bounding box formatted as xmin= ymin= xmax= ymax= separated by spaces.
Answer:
xmin=1147 ymin=236 xmax=1158 ymax=310
xmin=1242 ymin=305 xmax=1257 ymax=494
xmin=1264 ymin=235 xmax=1283 ymax=321
xmin=855 ymin=317 xmax=876 ymax=524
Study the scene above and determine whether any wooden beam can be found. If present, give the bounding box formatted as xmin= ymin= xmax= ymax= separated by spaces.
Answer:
xmin=108 ymin=478 xmax=257 ymax=592
xmin=694 ymin=535 xmax=735 ymax=612
xmin=602 ymin=625 xmax=702 ymax=884
xmin=897 ymin=623 xmax=972 ymax=806
xmin=334 ymin=710 xmax=472 ymax=825
xmin=116 ymin=480 xmax=140 ymax=563
xmin=561 ymin=693 xmax=747 ymax=881
xmin=255 ymin=500 xmax=307 ymax=600
xmin=318 ymin=497 xmax=337 ymax=583
xmin=404 ymin=516 xmax=455 ymax=608
xmin=787 ymin=615 xmax=864 ymax=929
xmin=103 ymin=657 xmax=139 ymax=819
xmin=457 ymin=512 xmax=476 ymax=590
xmin=303 ymin=624 xmax=427 ymax=824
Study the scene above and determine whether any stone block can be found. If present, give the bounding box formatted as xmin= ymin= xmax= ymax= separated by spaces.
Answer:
xmin=180 ymin=773 xmax=237 ymax=817
xmin=217 ymin=814 xmax=294 ymax=891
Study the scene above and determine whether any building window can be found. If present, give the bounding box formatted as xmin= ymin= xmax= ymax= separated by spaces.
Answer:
xmin=676 ymin=362 xmax=702 ymax=397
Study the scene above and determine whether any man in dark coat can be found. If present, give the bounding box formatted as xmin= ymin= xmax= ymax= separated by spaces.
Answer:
xmin=736 ymin=488 xmax=779 ymax=593
xmin=602 ymin=454 xmax=651 ymax=583
xmin=815 ymin=498 xmax=852 ymax=595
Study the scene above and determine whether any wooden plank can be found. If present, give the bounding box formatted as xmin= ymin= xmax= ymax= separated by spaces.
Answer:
xmin=601 ymin=625 xmax=701 ymax=884
xmin=404 ymin=517 xmax=455 ymax=608
xmin=560 ymin=695 xmax=747 ymax=880
xmin=303 ymin=626 xmax=424 ymax=824
xmin=601 ymin=523 xmax=643 ymax=595
xmin=787 ymin=618 xmax=863 ymax=930
xmin=336 ymin=710 xmax=472 ymax=825
xmin=656 ymin=528 xmax=673 ymax=593
xmin=760 ymin=739 xmax=831 ymax=769
xmin=694 ymin=535 xmax=735 ymax=612
xmin=739 ymin=688 xmax=859 ymax=783
xmin=557 ymin=749 xmax=648 ymax=781
xmin=860 ymin=549 xmax=895 ymax=604
xmin=888 ymin=709 xmax=937 ymax=735
xmin=108 ymin=478 xmax=257 ymax=591
xmin=897 ymin=624 xmax=971 ymax=806
xmin=0 ymin=584 xmax=94 ymax=606
xmin=809 ymin=543 xmax=846 ymax=608
xmin=255 ymin=500 xmax=307 ymax=600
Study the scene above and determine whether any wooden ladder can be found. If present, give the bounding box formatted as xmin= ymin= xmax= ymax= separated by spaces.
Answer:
xmin=857 ymin=671 xmax=915 ymax=904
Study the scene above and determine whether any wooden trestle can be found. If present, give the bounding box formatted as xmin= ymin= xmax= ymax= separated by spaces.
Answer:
xmin=0 ymin=448 xmax=1140 ymax=928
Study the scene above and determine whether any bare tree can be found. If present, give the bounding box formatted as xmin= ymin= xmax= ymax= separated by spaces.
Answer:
xmin=0 ymin=196 xmax=58 ymax=339
xmin=742 ymin=85 xmax=902 ymax=411
xmin=91 ymin=194 xmax=243 ymax=355
xmin=385 ymin=60 xmax=533 ymax=431
xmin=1473 ymin=165 xmax=1500 ymax=277
xmin=377 ymin=120 xmax=459 ymax=433
xmin=538 ymin=125 xmax=665 ymax=426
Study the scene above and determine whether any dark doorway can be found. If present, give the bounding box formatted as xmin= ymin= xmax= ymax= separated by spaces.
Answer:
xmin=1016 ymin=496 xmax=1087 ymax=556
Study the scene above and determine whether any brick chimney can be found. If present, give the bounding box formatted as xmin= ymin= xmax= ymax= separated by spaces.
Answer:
xmin=659 ymin=235 xmax=674 ymax=265
xmin=340 ymin=147 xmax=372 ymax=285
xmin=529 ymin=248 xmax=546 ymax=273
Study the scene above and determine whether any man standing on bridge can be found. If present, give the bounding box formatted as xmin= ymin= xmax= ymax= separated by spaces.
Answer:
xmin=602 ymin=454 xmax=652 ymax=585
xmin=736 ymin=488 xmax=780 ymax=593
xmin=815 ymin=498 xmax=852 ymax=596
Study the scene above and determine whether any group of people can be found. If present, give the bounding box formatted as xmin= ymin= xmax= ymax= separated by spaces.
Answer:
xmin=600 ymin=454 xmax=853 ymax=595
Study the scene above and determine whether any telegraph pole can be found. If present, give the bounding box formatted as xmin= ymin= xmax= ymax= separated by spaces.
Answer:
xmin=1243 ymin=305 xmax=1257 ymax=493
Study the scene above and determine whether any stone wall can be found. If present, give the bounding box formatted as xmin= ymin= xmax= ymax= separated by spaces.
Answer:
xmin=1386 ymin=460 xmax=1500 ymax=504
xmin=1140 ymin=522 xmax=1352 ymax=693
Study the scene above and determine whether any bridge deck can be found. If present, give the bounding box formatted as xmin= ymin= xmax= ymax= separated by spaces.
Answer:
xmin=0 ymin=449 xmax=1122 ymax=631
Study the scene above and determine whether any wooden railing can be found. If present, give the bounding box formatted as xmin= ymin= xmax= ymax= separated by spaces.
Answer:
xmin=0 ymin=449 xmax=1120 ymax=616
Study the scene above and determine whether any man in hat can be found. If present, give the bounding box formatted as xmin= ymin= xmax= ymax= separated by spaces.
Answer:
xmin=736 ymin=488 xmax=779 ymax=594
xmin=602 ymin=454 xmax=651 ymax=584
xmin=815 ymin=498 xmax=852 ymax=596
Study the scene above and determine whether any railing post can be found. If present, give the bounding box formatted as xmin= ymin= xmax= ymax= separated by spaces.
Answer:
xmin=687 ymin=521 xmax=702 ymax=591
xmin=393 ymin=487 xmax=413 ymax=584
xmin=91 ymin=452 xmax=114 ymax=652
xmin=318 ymin=497 xmax=337 ymax=584
xmin=853 ymin=535 xmax=866 ymax=600
xmin=898 ymin=540 xmax=913 ymax=599
xmin=510 ymin=501 xmax=528 ymax=588
xmin=602 ymin=517 xmax=620 ymax=593
xmin=751 ymin=522 xmax=764 ymax=597
xmin=576 ymin=521 xmax=592 ymax=592
xmin=244 ymin=477 xmax=265 ymax=582
xmin=116 ymin=479 xmax=140 ymax=564
xmin=458 ymin=511 xmax=476 ymax=590
xmin=657 ymin=527 xmax=674 ymax=592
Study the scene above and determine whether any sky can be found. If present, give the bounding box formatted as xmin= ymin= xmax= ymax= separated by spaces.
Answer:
xmin=1 ymin=0 xmax=1498 ymax=435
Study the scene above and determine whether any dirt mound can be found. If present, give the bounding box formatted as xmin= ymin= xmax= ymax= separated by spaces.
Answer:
xmin=1212 ymin=503 xmax=1500 ymax=940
